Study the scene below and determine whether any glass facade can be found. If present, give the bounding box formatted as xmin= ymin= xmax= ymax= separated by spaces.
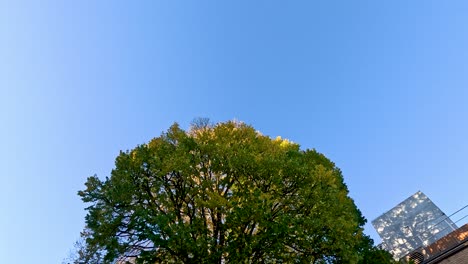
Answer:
xmin=372 ymin=191 xmax=457 ymax=259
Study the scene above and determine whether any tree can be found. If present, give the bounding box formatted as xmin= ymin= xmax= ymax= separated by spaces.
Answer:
xmin=63 ymin=227 xmax=106 ymax=264
xmin=76 ymin=120 xmax=391 ymax=263
xmin=358 ymin=247 xmax=397 ymax=264
xmin=356 ymin=236 xmax=399 ymax=264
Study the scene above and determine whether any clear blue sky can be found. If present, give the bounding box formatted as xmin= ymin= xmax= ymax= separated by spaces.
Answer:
xmin=2 ymin=1 xmax=468 ymax=263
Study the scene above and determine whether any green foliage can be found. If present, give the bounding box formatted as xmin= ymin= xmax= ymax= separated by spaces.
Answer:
xmin=357 ymin=237 xmax=398 ymax=264
xmin=76 ymin=120 xmax=388 ymax=263
xmin=63 ymin=227 xmax=106 ymax=264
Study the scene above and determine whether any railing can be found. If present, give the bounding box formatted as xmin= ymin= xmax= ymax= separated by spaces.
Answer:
xmin=401 ymin=223 xmax=468 ymax=264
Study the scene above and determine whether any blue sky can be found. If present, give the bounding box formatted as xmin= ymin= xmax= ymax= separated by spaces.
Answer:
xmin=2 ymin=1 xmax=468 ymax=263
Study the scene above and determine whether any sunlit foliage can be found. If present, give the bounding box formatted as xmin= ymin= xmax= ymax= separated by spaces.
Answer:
xmin=74 ymin=120 xmax=392 ymax=263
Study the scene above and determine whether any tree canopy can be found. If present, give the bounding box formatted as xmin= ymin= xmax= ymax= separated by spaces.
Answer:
xmin=75 ymin=120 xmax=393 ymax=263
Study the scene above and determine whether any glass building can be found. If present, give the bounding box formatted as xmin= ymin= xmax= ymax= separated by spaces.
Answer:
xmin=372 ymin=191 xmax=457 ymax=259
